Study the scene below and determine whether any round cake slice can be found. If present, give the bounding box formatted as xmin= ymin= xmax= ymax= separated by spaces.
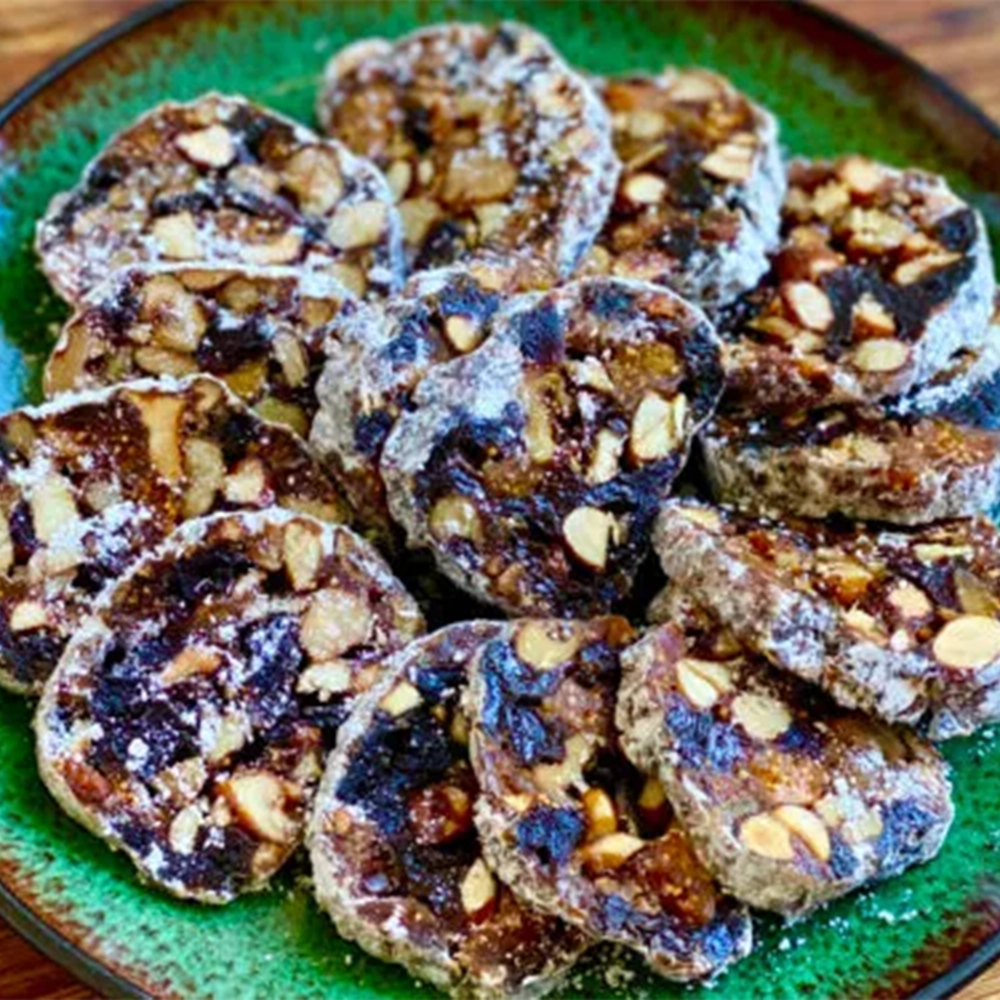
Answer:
xmin=620 ymin=588 xmax=953 ymax=916
xmin=44 ymin=264 xmax=356 ymax=437
xmin=700 ymin=406 xmax=1000 ymax=524
xmin=465 ymin=616 xmax=752 ymax=982
xmin=654 ymin=500 xmax=1000 ymax=739
xmin=720 ymin=156 xmax=995 ymax=415
xmin=380 ymin=277 xmax=723 ymax=617
xmin=317 ymin=22 xmax=618 ymax=275
xmin=581 ymin=67 xmax=785 ymax=310
xmin=311 ymin=255 xmax=555 ymax=532
xmin=309 ymin=622 xmax=590 ymax=999
xmin=35 ymin=509 xmax=424 ymax=903
xmin=0 ymin=375 xmax=350 ymax=695
xmin=37 ymin=93 xmax=404 ymax=303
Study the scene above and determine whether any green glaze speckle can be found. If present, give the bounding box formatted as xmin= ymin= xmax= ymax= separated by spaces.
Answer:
xmin=1 ymin=3 xmax=1000 ymax=997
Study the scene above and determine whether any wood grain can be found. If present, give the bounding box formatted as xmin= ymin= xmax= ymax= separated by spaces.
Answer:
xmin=0 ymin=1 xmax=999 ymax=998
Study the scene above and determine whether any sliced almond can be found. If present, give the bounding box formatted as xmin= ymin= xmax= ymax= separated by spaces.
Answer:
xmin=515 ymin=621 xmax=581 ymax=670
xmin=731 ymin=692 xmax=793 ymax=741
xmin=221 ymin=771 xmax=297 ymax=843
xmin=244 ymin=232 xmax=303 ymax=266
xmin=932 ymin=615 xmax=1000 ymax=670
xmin=624 ymin=172 xmax=667 ymax=204
xmin=850 ymin=338 xmax=909 ymax=374
xmin=301 ymin=588 xmax=373 ymax=660
xmin=562 ymin=506 xmax=616 ymax=571
xmin=782 ymin=281 xmax=834 ymax=332
xmin=580 ymin=833 xmax=646 ymax=872
xmin=326 ymin=201 xmax=388 ymax=250
xmin=587 ymin=429 xmax=625 ymax=485
xmin=441 ymin=315 xmax=484 ymax=354
xmin=272 ymin=332 xmax=310 ymax=389
xmin=379 ymin=680 xmax=423 ymax=717
xmin=893 ymin=251 xmax=961 ymax=286
xmin=773 ymin=805 xmax=831 ymax=862
xmin=852 ymin=293 xmax=896 ymax=339
xmin=675 ymin=657 xmax=733 ymax=710
xmin=176 ymin=125 xmax=236 ymax=168
xmin=223 ymin=457 xmax=268 ymax=505
xmin=460 ymin=858 xmax=497 ymax=922
xmin=838 ymin=156 xmax=883 ymax=194
xmin=700 ymin=142 xmax=754 ymax=182
xmin=844 ymin=607 xmax=888 ymax=643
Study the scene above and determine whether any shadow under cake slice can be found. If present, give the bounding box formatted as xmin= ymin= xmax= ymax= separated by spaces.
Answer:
xmin=317 ymin=22 xmax=618 ymax=276
xmin=619 ymin=587 xmax=953 ymax=916
xmin=0 ymin=375 xmax=349 ymax=695
xmin=35 ymin=509 xmax=424 ymax=903
xmin=380 ymin=277 xmax=723 ymax=617
xmin=465 ymin=617 xmax=752 ymax=982
xmin=655 ymin=499 xmax=1000 ymax=739
xmin=581 ymin=67 xmax=785 ymax=311
xmin=44 ymin=264 xmax=357 ymax=437
xmin=719 ymin=156 xmax=995 ymax=415
xmin=37 ymin=93 xmax=404 ymax=304
xmin=309 ymin=621 xmax=590 ymax=1000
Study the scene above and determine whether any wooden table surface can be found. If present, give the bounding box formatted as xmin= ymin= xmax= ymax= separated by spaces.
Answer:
xmin=1 ymin=0 xmax=1000 ymax=997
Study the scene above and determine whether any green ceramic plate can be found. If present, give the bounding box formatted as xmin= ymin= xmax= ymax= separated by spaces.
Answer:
xmin=3 ymin=2 xmax=1000 ymax=997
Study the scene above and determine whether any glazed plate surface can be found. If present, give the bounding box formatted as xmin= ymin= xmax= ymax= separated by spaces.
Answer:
xmin=2 ymin=2 xmax=1000 ymax=997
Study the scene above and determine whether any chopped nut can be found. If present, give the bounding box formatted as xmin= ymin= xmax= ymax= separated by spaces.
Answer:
xmin=852 ymin=293 xmax=896 ymax=339
xmin=326 ymin=201 xmax=389 ymax=249
xmin=429 ymin=494 xmax=483 ymax=543
xmin=152 ymin=212 xmax=202 ymax=259
xmin=580 ymin=832 xmax=646 ymax=872
xmin=562 ymin=506 xmax=616 ymax=571
xmin=134 ymin=346 xmax=199 ymax=378
xmin=887 ymin=581 xmax=933 ymax=620
xmin=255 ymin=398 xmax=309 ymax=437
xmin=272 ymin=332 xmax=310 ymax=389
xmin=636 ymin=777 xmax=670 ymax=831
xmin=283 ymin=520 xmax=323 ymax=591
xmin=244 ymin=232 xmax=303 ymax=266
xmin=384 ymin=160 xmax=412 ymax=201
xmin=932 ymin=615 xmax=1000 ymax=670
xmin=675 ymin=657 xmax=733 ymax=709
xmin=629 ymin=392 xmax=687 ymax=463
xmin=681 ymin=506 xmax=722 ymax=529
xmin=667 ymin=72 xmax=722 ymax=103
xmin=700 ymin=142 xmax=754 ymax=182
xmin=30 ymin=474 xmax=78 ymax=543
xmin=624 ymin=172 xmax=667 ymax=204
xmin=283 ymin=147 xmax=344 ymax=215
xmin=142 ymin=275 xmax=208 ymax=353
xmin=168 ymin=805 xmax=203 ymax=855
xmin=782 ymin=281 xmax=834 ymax=332
xmin=301 ymin=588 xmax=373 ymax=660
xmin=460 ymin=858 xmax=498 ymax=923
xmin=129 ymin=392 xmax=185 ymax=482
xmin=841 ymin=805 xmax=884 ymax=845
xmin=296 ymin=660 xmax=353 ymax=699
xmin=223 ymin=359 xmax=269 ymax=400
xmin=442 ymin=315 xmax=484 ymax=354
xmin=183 ymin=438 xmax=226 ymax=517
xmin=9 ymin=601 xmax=48 ymax=632
xmin=850 ymin=338 xmax=909 ymax=373
xmin=582 ymin=787 xmax=618 ymax=841
xmin=176 ymin=125 xmax=236 ymax=168
xmin=838 ymin=156 xmax=883 ymax=194
xmin=524 ymin=387 xmax=556 ymax=466
xmin=379 ymin=680 xmax=423 ymax=717
xmin=206 ymin=711 xmax=249 ymax=764
xmin=223 ymin=457 xmax=269 ymax=505
xmin=819 ymin=556 xmax=874 ymax=605
xmin=773 ymin=805 xmax=831 ymax=862
xmin=0 ymin=517 xmax=12 ymax=574
xmin=515 ymin=621 xmax=581 ymax=670
xmin=893 ymin=251 xmax=961 ymax=286
xmin=844 ymin=607 xmax=887 ymax=643
xmin=442 ymin=154 xmax=518 ymax=205
xmin=955 ymin=569 xmax=1000 ymax=617
xmin=571 ymin=357 xmax=615 ymax=393
xmin=731 ymin=692 xmax=793 ymax=741
xmin=739 ymin=813 xmax=794 ymax=861
xmin=221 ymin=771 xmax=297 ymax=843
xmin=410 ymin=784 xmax=473 ymax=846
xmin=533 ymin=733 xmax=592 ymax=799
xmin=160 ymin=646 xmax=223 ymax=685
xmin=587 ymin=429 xmax=625 ymax=485
xmin=914 ymin=543 xmax=973 ymax=562
xmin=399 ymin=197 xmax=443 ymax=246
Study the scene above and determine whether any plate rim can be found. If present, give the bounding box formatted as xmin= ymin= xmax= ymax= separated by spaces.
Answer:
xmin=0 ymin=1 xmax=998 ymax=998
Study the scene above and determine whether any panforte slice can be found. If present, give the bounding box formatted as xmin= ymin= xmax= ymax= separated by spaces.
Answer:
xmin=317 ymin=22 xmax=618 ymax=275
xmin=310 ymin=622 xmax=590 ymax=999
xmin=655 ymin=500 xmax=1000 ymax=738
xmin=720 ymin=156 xmax=994 ymax=415
xmin=0 ymin=375 xmax=349 ymax=695
xmin=44 ymin=264 xmax=356 ymax=437
xmin=581 ymin=67 xmax=784 ymax=310
xmin=700 ymin=406 xmax=1000 ymax=524
xmin=620 ymin=589 xmax=953 ymax=916
xmin=35 ymin=509 xmax=424 ymax=903
xmin=381 ymin=277 xmax=723 ymax=617
xmin=466 ymin=617 xmax=752 ymax=981
xmin=37 ymin=93 xmax=404 ymax=303
xmin=311 ymin=255 xmax=555 ymax=531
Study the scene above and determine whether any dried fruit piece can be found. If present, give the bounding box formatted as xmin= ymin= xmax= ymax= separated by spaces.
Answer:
xmin=37 ymin=94 xmax=404 ymax=304
xmin=309 ymin=622 xmax=588 ymax=998
xmin=381 ymin=277 xmax=723 ymax=617
xmin=318 ymin=22 xmax=618 ymax=274
xmin=36 ymin=510 xmax=423 ymax=903
xmin=466 ymin=617 xmax=751 ymax=981
xmin=622 ymin=592 xmax=954 ymax=915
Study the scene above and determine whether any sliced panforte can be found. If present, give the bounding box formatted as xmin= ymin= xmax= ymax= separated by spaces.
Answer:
xmin=44 ymin=264 xmax=356 ymax=436
xmin=0 ymin=375 xmax=349 ymax=694
xmin=311 ymin=255 xmax=555 ymax=530
xmin=720 ymin=156 xmax=994 ymax=415
xmin=309 ymin=622 xmax=589 ymax=999
xmin=380 ymin=277 xmax=723 ymax=617
xmin=37 ymin=93 xmax=403 ymax=303
xmin=655 ymin=500 xmax=1000 ymax=738
xmin=619 ymin=589 xmax=953 ymax=916
xmin=35 ymin=510 xmax=424 ymax=903
xmin=466 ymin=617 xmax=752 ymax=981
xmin=582 ymin=67 xmax=784 ymax=309
xmin=317 ymin=22 xmax=618 ymax=274
xmin=700 ymin=407 xmax=1000 ymax=524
